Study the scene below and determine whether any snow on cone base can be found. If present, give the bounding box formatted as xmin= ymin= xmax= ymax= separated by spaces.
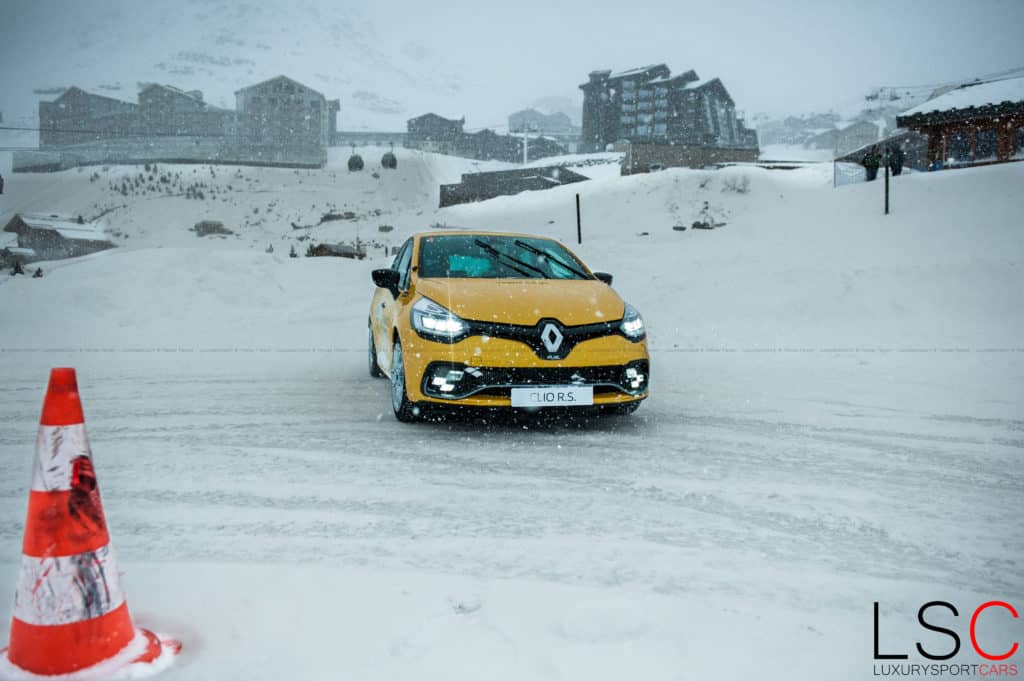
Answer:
xmin=112 ymin=630 xmax=182 ymax=680
xmin=0 ymin=630 xmax=180 ymax=681
xmin=1 ymin=369 xmax=181 ymax=680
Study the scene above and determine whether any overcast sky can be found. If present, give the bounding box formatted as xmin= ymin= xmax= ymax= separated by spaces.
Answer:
xmin=362 ymin=0 xmax=1024 ymax=119
xmin=1 ymin=0 xmax=1022 ymax=128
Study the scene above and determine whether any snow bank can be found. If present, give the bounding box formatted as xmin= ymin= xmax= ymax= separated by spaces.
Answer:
xmin=7 ymin=160 xmax=1021 ymax=353
xmin=438 ymin=162 xmax=1024 ymax=350
xmin=0 ymin=558 xmax=895 ymax=681
xmin=759 ymin=144 xmax=836 ymax=162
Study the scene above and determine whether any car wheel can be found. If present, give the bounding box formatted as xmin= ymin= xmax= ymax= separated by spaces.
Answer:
xmin=601 ymin=400 xmax=641 ymax=416
xmin=368 ymin=324 xmax=384 ymax=378
xmin=390 ymin=340 xmax=419 ymax=422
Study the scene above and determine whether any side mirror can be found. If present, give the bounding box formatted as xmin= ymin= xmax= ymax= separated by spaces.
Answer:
xmin=372 ymin=268 xmax=400 ymax=297
xmin=594 ymin=272 xmax=613 ymax=285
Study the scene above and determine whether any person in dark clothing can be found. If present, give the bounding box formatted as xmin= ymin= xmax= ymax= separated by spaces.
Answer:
xmin=33 ymin=267 xmax=43 ymax=278
xmin=862 ymin=146 xmax=880 ymax=181
xmin=888 ymin=145 xmax=905 ymax=176
xmin=0 ymin=172 xmax=5 ymax=195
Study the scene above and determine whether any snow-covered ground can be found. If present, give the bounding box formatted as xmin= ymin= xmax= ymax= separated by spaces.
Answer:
xmin=759 ymin=144 xmax=836 ymax=162
xmin=1 ymin=150 xmax=1022 ymax=680
xmin=525 ymin=152 xmax=626 ymax=180
xmin=0 ymin=148 xmax=620 ymax=255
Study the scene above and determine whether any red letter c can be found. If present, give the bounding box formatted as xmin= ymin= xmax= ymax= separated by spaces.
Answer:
xmin=971 ymin=601 xmax=1019 ymax=661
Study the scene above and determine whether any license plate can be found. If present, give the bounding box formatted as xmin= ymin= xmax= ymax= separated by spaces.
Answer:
xmin=510 ymin=385 xmax=593 ymax=407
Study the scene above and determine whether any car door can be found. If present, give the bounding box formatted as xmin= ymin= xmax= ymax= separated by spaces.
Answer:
xmin=371 ymin=238 xmax=413 ymax=373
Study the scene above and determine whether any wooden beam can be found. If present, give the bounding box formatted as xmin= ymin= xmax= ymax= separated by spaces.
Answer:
xmin=927 ymin=131 xmax=942 ymax=167
xmin=997 ymin=125 xmax=1014 ymax=161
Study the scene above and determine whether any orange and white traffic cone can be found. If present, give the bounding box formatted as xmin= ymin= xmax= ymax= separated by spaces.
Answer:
xmin=1 ymin=368 xmax=181 ymax=680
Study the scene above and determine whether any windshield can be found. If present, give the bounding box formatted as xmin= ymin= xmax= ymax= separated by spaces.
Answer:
xmin=417 ymin=235 xmax=592 ymax=280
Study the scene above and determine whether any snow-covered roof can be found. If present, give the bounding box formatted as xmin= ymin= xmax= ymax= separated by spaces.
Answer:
xmin=140 ymin=83 xmax=225 ymax=110
xmin=316 ymin=243 xmax=365 ymax=256
xmin=901 ymin=77 xmax=1024 ymax=116
xmin=610 ymin=64 xmax=665 ymax=79
xmin=235 ymin=75 xmax=324 ymax=99
xmin=649 ymin=70 xmax=700 ymax=87
xmin=840 ymin=120 xmax=879 ymax=132
xmin=409 ymin=112 xmax=464 ymax=124
xmin=12 ymin=215 xmax=110 ymax=242
xmin=685 ymin=77 xmax=725 ymax=91
xmin=53 ymin=86 xmax=136 ymax=108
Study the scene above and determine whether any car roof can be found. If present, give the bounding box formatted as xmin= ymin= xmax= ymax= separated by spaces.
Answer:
xmin=413 ymin=230 xmax=559 ymax=241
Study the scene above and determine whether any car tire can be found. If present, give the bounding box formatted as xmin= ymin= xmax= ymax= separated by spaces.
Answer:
xmin=390 ymin=340 xmax=419 ymax=422
xmin=368 ymin=324 xmax=385 ymax=378
xmin=601 ymin=400 xmax=641 ymax=416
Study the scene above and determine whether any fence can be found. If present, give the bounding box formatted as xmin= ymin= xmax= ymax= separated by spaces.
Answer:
xmin=833 ymin=161 xmax=867 ymax=187
xmin=13 ymin=136 xmax=327 ymax=172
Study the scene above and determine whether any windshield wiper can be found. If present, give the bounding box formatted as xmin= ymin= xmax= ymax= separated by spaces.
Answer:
xmin=473 ymin=239 xmax=549 ymax=278
xmin=513 ymin=239 xmax=589 ymax=279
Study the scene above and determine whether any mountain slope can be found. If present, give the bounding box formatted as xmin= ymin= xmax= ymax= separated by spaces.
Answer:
xmin=1 ymin=1 xmax=468 ymax=131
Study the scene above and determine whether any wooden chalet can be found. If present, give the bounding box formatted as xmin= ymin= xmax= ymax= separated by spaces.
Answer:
xmin=897 ymin=77 xmax=1024 ymax=167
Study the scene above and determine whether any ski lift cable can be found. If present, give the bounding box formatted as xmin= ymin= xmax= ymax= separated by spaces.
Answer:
xmin=0 ymin=125 xmax=229 ymax=139
xmin=870 ymin=64 xmax=1024 ymax=93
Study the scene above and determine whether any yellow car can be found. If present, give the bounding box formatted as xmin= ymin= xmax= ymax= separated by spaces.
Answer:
xmin=368 ymin=231 xmax=649 ymax=421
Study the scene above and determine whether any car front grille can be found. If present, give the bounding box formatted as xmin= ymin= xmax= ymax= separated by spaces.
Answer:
xmin=420 ymin=360 xmax=650 ymax=400
xmin=415 ymin=316 xmax=645 ymax=360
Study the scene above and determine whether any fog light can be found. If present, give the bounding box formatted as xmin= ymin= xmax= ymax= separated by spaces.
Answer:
xmin=626 ymin=367 xmax=645 ymax=389
xmin=431 ymin=366 xmax=467 ymax=395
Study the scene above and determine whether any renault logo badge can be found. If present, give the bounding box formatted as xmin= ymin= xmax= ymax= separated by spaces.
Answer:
xmin=540 ymin=322 xmax=564 ymax=353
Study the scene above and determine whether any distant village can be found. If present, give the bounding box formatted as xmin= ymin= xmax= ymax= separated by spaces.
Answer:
xmin=11 ymin=60 xmax=1024 ymax=178
xmin=19 ymin=76 xmax=338 ymax=171
xmin=14 ymin=62 xmax=761 ymax=175
xmin=5 ymin=63 xmax=1022 ymax=270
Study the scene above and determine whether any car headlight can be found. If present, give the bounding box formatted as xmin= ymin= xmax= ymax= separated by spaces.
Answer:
xmin=620 ymin=303 xmax=646 ymax=340
xmin=411 ymin=297 xmax=469 ymax=342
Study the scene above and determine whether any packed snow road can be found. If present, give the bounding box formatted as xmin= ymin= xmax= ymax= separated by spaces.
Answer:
xmin=1 ymin=347 xmax=1021 ymax=679
xmin=1 ymin=349 xmax=1019 ymax=600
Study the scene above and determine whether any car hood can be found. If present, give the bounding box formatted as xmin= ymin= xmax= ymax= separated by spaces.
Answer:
xmin=415 ymin=278 xmax=625 ymax=326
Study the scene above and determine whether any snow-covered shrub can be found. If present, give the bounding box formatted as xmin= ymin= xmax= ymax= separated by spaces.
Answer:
xmin=722 ymin=175 xmax=750 ymax=194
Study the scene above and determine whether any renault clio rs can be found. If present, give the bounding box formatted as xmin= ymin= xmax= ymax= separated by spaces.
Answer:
xmin=368 ymin=231 xmax=649 ymax=421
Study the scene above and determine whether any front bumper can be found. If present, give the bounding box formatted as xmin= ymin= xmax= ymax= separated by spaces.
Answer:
xmin=400 ymin=333 xmax=649 ymax=407
xmin=421 ymin=360 xmax=649 ymax=402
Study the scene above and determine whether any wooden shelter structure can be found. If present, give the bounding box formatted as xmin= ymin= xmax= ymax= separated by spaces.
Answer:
xmin=897 ymin=77 xmax=1024 ymax=168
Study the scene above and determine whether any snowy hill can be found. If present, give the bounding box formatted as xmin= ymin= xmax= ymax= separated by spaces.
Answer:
xmin=0 ymin=149 xmax=627 ymax=258
xmin=0 ymin=2 xmax=486 ymax=131
xmin=753 ymin=85 xmax=939 ymax=153
xmin=0 ymin=148 xmax=508 ymax=254
xmin=754 ymin=69 xmax=1024 ymax=155
xmin=3 ymin=151 xmax=1022 ymax=352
